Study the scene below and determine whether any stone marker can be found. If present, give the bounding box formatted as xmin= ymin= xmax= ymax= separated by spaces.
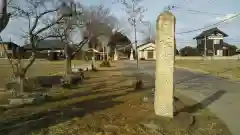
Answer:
xmin=9 ymin=93 xmax=48 ymax=105
xmin=129 ymin=48 xmax=134 ymax=60
xmin=91 ymin=56 xmax=96 ymax=69
xmin=154 ymin=11 xmax=176 ymax=118
xmin=72 ymin=64 xmax=91 ymax=72
xmin=114 ymin=48 xmax=118 ymax=61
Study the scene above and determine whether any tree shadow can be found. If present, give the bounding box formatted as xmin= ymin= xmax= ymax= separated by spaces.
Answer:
xmin=27 ymin=75 xmax=63 ymax=91
xmin=175 ymin=72 xmax=226 ymax=85
xmin=27 ymin=73 xmax=86 ymax=91
xmin=3 ymin=76 xmax=136 ymax=110
xmin=0 ymin=91 xmax=135 ymax=135
xmin=176 ymin=90 xmax=226 ymax=115
xmin=7 ymin=89 xmax=115 ymax=110
xmin=87 ymin=78 xmax=130 ymax=90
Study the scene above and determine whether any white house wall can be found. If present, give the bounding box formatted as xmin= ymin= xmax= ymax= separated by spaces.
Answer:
xmin=137 ymin=43 xmax=156 ymax=60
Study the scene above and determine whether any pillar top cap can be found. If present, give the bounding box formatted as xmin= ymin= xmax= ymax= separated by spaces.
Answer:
xmin=157 ymin=11 xmax=175 ymax=22
xmin=160 ymin=11 xmax=174 ymax=16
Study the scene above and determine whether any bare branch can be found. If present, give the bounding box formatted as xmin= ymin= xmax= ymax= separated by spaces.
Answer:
xmin=71 ymin=39 xmax=89 ymax=57
xmin=30 ymin=8 xmax=60 ymax=33
xmin=81 ymin=4 xmax=120 ymax=51
xmin=23 ymin=51 xmax=36 ymax=74
xmin=9 ymin=5 xmax=30 ymax=17
xmin=34 ymin=15 xmax=65 ymax=35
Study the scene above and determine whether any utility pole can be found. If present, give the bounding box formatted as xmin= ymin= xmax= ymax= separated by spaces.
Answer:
xmin=212 ymin=41 xmax=215 ymax=56
xmin=204 ymin=36 xmax=207 ymax=57
xmin=132 ymin=2 xmax=139 ymax=73
xmin=149 ymin=23 xmax=152 ymax=41
xmin=116 ymin=0 xmax=145 ymax=87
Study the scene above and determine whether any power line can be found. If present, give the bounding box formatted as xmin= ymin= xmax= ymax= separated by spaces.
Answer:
xmin=207 ymin=0 xmax=215 ymax=5
xmin=183 ymin=0 xmax=194 ymax=5
xmin=176 ymin=13 xmax=240 ymax=35
xmin=177 ymin=0 xmax=194 ymax=7
xmin=172 ymin=6 xmax=223 ymax=16
xmin=164 ymin=0 xmax=194 ymax=11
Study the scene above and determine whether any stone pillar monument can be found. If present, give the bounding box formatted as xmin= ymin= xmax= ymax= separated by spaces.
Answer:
xmin=129 ymin=48 xmax=134 ymax=60
xmin=114 ymin=48 xmax=118 ymax=61
xmin=154 ymin=11 xmax=176 ymax=118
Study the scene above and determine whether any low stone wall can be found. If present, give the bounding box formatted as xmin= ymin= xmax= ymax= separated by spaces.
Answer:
xmin=175 ymin=56 xmax=240 ymax=60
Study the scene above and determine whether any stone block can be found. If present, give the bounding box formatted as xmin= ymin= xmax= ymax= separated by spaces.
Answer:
xmin=8 ymin=93 xmax=48 ymax=105
xmin=72 ymin=64 xmax=92 ymax=72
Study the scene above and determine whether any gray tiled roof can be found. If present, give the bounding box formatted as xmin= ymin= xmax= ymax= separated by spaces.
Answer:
xmin=23 ymin=39 xmax=65 ymax=50
xmin=193 ymin=27 xmax=228 ymax=39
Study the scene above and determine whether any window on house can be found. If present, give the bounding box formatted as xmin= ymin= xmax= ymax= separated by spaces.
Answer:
xmin=214 ymin=39 xmax=220 ymax=44
xmin=208 ymin=49 xmax=213 ymax=53
xmin=197 ymin=39 xmax=202 ymax=45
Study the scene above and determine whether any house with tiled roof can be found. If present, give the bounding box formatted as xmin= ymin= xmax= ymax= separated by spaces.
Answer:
xmin=23 ymin=39 xmax=90 ymax=60
xmin=193 ymin=27 xmax=237 ymax=56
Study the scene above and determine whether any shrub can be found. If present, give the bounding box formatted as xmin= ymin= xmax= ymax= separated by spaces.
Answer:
xmin=180 ymin=46 xmax=200 ymax=56
xmin=100 ymin=60 xmax=111 ymax=67
xmin=61 ymin=73 xmax=84 ymax=85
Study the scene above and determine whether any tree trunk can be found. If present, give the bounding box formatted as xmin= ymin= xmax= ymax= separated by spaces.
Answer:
xmin=65 ymin=45 xmax=72 ymax=77
xmin=91 ymin=51 xmax=96 ymax=69
xmin=65 ymin=54 xmax=72 ymax=75
xmin=17 ymin=75 xmax=25 ymax=96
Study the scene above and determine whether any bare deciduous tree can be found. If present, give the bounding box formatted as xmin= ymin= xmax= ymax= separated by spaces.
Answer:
xmin=140 ymin=21 xmax=155 ymax=43
xmin=47 ymin=1 xmax=89 ymax=83
xmin=82 ymin=4 xmax=119 ymax=54
xmin=3 ymin=0 xmax=72 ymax=96
xmin=115 ymin=0 xmax=146 ymax=85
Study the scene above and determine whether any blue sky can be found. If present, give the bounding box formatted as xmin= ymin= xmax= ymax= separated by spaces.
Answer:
xmin=1 ymin=0 xmax=240 ymax=49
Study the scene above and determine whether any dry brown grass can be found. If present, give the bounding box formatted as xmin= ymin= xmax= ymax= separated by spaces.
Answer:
xmin=176 ymin=60 xmax=240 ymax=79
xmin=0 ymin=59 xmax=88 ymax=88
xmin=0 ymin=61 xmax=232 ymax=135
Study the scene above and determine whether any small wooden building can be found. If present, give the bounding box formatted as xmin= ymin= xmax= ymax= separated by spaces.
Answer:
xmin=137 ymin=42 xmax=156 ymax=60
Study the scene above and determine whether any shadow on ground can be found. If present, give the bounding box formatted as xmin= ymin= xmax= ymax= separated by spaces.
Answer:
xmin=2 ymin=76 xmax=135 ymax=109
xmin=176 ymin=90 xmax=226 ymax=114
xmin=32 ymin=75 xmax=63 ymax=88
xmin=0 ymin=89 xmax=138 ymax=135
xmin=25 ymin=73 xmax=86 ymax=91
xmin=0 ymin=71 xmax=142 ymax=135
xmin=140 ymin=72 xmax=226 ymax=115
xmin=99 ymin=66 xmax=136 ymax=72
